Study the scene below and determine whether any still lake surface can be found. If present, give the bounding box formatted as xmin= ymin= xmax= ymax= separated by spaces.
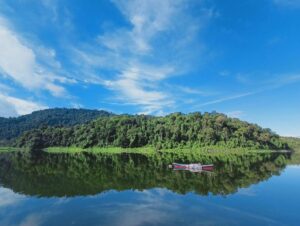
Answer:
xmin=0 ymin=151 xmax=299 ymax=226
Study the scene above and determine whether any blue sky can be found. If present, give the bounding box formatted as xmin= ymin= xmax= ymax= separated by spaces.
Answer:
xmin=0 ymin=0 xmax=299 ymax=136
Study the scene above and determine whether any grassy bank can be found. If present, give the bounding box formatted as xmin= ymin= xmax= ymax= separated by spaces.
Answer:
xmin=0 ymin=145 xmax=290 ymax=157
xmin=0 ymin=145 xmax=291 ymax=167
xmin=45 ymin=146 xmax=274 ymax=155
xmin=45 ymin=146 xmax=156 ymax=154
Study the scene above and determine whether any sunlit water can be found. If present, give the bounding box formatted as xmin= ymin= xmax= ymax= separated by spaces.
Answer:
xmin=0 ymin=152 xmax=299 ymax=226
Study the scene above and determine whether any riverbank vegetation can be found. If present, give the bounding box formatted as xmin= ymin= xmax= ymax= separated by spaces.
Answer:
xmin=281 ymin=137 xmax=300 ymax=152
xmin=281 ymin=137 xmax=300 ymax=164
xmin=15 ymin=112 xmax=288 ymax=151
xmin=45 ymin=146 xmax=275 ymax=155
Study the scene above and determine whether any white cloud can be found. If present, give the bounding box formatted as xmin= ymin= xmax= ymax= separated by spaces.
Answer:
xmin=0 ymin=93 xmax=47 ymax=116
xmin=0 ymin=17 xmax=67 ymax=97
xmin=108 ymin=0 xmax=182 ymax=54
xmin=73 ymin=0 xmax=212 ymax=114
xmin=101 ymin=65 xmax=175 ymax=115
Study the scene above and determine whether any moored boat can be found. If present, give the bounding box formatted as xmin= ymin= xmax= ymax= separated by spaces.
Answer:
xmin=170 ymin=163 xmax=214 ymax=171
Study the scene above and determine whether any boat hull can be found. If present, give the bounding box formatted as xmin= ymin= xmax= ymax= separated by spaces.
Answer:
xmin=172 ymin=163 xmax=214 ymax=171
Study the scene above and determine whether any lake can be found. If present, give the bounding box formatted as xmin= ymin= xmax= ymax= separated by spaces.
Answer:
xmin=0 ymin=151 xmax=299 ymax=226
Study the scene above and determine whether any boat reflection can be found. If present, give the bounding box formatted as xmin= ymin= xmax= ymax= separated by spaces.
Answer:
xmin=170 ymin=163 xmax=214 ymax=173
xmin=173 ymin=168 xmax=213 ymax=173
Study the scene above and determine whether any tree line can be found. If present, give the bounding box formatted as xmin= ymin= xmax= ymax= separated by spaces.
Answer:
xmin=0 ymin=108 xmax=112 ymax=145
xmin=15 ymin=112 xmax=288 ymax=150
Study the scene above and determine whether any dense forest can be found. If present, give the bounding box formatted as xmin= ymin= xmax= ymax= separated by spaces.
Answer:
xmin=16 ymin=112 xmax=288 ymax=150
xmin=0 ymin=108 xmax=112 ymax=145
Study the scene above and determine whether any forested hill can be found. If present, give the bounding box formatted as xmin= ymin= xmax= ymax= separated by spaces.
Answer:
xmin=0 ymin=108 xmax=112 ymax=144
xmin=16 ymin=112 xmax=288 ymax=150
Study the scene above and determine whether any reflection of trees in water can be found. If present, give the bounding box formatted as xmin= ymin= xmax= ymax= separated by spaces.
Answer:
xmin=0 ymin=152 xmax=288 ymax=197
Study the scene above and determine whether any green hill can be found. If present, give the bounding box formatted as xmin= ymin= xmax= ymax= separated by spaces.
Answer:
xmin=16 ymin=112 xmax=288 ymax=150
xmin=0 ymin=108 xmax=112 ymax=145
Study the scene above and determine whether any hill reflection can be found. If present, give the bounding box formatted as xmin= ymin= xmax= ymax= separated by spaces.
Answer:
xmin=0 ymin=151 xmax=288 ymax=197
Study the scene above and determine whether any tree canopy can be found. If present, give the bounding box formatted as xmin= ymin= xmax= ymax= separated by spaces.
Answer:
xmin=16 ymin=112 xmax=288 ymax=150
xmin=0 ymin=108 xmax=112 ymax=145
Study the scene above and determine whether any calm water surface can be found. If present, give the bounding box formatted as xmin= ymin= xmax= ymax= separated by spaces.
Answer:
xmin=0 ymin=152 xmax=299 ymax=226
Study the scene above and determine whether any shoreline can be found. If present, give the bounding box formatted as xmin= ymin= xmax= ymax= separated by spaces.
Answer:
xmin=0 ymin=146 xmax=293 ymax=167
xmin=0 ymin=146 xmax=292 ymax=155
xmin=35 ymin=146 xmax=281 ymax=156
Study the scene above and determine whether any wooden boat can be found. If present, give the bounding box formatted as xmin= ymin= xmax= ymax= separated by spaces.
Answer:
xmin=171 ymin=163 xmax=214 ymax=171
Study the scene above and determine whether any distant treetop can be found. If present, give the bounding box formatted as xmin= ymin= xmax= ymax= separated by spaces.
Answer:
xmin=0 ymin=108 xmax=113 ymax=144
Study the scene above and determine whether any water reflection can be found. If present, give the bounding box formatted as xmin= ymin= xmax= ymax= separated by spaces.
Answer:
xmin=0 ymin=151 xmax=288 ymax=198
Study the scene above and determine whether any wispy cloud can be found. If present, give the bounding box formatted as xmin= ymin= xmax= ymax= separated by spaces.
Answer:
xmin=198 ymin=91 xmax=258 ymax=107
xmin=266 ymin=73 xmax=300 ymax=87
xmin=173 ymin=85 xmax=217 ymax=96
xmin=273 ymin=0 xmax=300 ymax=8
xmin=40 ymin=0 xmax=59 ymax=21
xmin=196 ymin=73 xmax=300 ymax=107
xmin=72 ymin=0 xmax=215 ymax=114
xmin=0 ymin=16 xmax=69 ymax=97
xmin=0 ymin=93 xmax=47 ymax=117
xmin=0 ymin=1 xmax=218 ymax=115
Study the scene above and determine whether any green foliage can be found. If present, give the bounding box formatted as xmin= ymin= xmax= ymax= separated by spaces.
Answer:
xmin=0 ymin=108 xmax=112 ymax=144
xmin=45 ymin=146 xmax=271 ymax=155
xmin=281 ymin=137 xmax=300 ymax=165
xmin=16 ymin=112 xmax=288 ymax=150
xmin=281 ymin=137 xmax=300 ymax=152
